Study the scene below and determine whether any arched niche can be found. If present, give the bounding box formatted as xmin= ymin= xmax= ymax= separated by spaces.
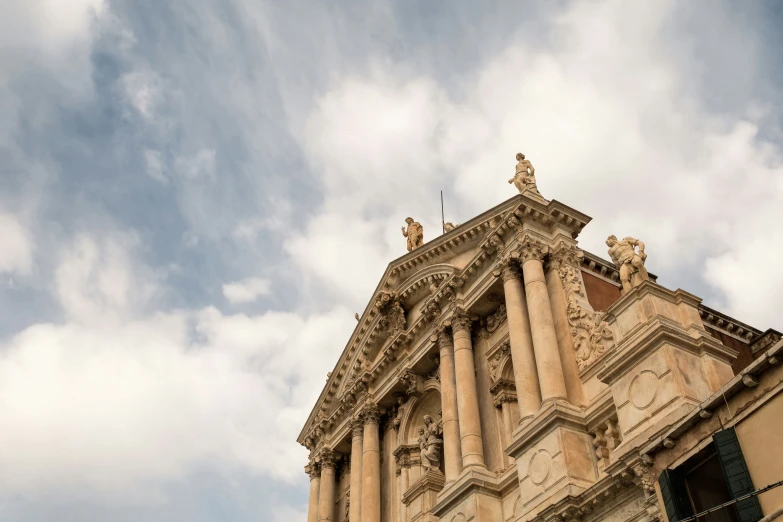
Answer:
xmin=398 ymin=386 xmax=445 ymax=476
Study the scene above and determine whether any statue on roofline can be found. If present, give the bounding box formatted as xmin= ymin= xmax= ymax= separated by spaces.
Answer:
xmin=402 ymin=217 xmax=424 ymax=252
xmin=606 ymin=235 xmax=649 ymax=293
xmin=509 ymin=152 xmax=541 ymax=197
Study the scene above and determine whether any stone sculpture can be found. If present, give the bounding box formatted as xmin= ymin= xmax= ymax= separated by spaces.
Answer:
xmin=444 ymin=222 xmax=459 ymax=232
xmin=402 ymin=217 xmax=424 ymax=251
xmin=509 ymin=153 xmax=541 ymax=197
xmin=418 ymin=415 xmax=443 ymax=471
xmin=606 ymin=235 xmax=649 ymax=293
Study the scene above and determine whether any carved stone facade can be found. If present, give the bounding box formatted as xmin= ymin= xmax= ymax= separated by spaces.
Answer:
xmin=298 ymin=178 xmax=779 ymax=522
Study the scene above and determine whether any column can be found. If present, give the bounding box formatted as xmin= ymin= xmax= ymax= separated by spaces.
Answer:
xmin=500 ymin=399 xmax=515 ymax=467
xmin=451 ymin=311 xmax=486 ymax=468
xmin=500 ymin=261 xmax=542 ymax=421
xmin=361 ymin=404 xmax=381 ymax=522
xmin=520 ymin=238 xmax=568 ymax=403
xmin=317 ymin=449 xmax=337 ymax=522
xmin=306 ymin=462 xmax=321 ymax=522
xmin=349 ymin=419 xmax=363 ymax=522
xmin=437 ymin=328 xmax=463 ymax=481
xmin=395 ymin=449 xmax=410 ymax=522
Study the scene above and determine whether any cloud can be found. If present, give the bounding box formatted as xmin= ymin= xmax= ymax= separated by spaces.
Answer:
xmin=144 ymin=149 xmax=167 ymax=184
xmin=0 ymin=231 xmax=353 ymax=501
xmin=222 ymin=277 xmax=272 ymax=304
xmin=293 ymin=0 xmax=783 ymax=330
xmin=175 ymin=149 xmax=217 ymax=180
xmin=0 ymin=214 xmax=33 ymax=276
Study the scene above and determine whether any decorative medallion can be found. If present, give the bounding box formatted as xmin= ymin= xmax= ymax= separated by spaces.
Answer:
xmin=629 ymin=370 xmax=658 ymax=410
xmin=528 ymin=449 xmax=552 ymax=485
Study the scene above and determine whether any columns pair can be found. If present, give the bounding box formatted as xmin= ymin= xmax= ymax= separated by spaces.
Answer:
xmin=307 ymin=449 xmax=338 ymax=522
xmin=499 ymin=235 xmax=568 ymax=423
xmin=436 ymin=308 xmax=487 ymax=477
xmin=306 ymin=405 xmax=381 ymax=522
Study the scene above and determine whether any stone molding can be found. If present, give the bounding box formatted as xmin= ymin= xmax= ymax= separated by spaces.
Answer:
xmin=490 ymin=379 xmax=518 ymax=408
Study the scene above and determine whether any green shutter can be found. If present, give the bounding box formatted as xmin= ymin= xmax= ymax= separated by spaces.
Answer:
xmin=658 ymin=468 xmax=694 ymax=522
xmin=713 ymin=428 xmax=764 ymax=522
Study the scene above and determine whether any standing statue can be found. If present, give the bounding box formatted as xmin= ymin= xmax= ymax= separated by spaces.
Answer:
xmin=402 ymin=217 xmax=424 ymax=252
xmin=606 ymin=235 xmax=649 ymax=293
xmin=418 ymin=414 xmax=443 ymax=471
xmin=443 ymin=222 xmax=459 ymax=232
xmin=509 ymin=153 xmax=541 ymax=197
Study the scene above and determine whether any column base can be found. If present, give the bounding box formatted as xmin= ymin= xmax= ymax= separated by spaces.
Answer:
xmin=402 ymin=469 xmax=446 ymax=522
xmin=507 ymin=401 xmax=598 ymax=519
xmin=432 ymin=466 xmax=503 ymax=522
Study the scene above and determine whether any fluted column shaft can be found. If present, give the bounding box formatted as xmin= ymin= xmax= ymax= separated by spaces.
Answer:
xmin=437 ymin=329 xmax=463 ymax=481
xmin=317 ymin=452 xmax=336 ymax=522
xmin=349 ymin=421 xmax=363 ymax=522
xmin=452 ymin=314 xmax=486 ymax=468
xmin=521 ymin=242 xmax=568 ymax=403
xmin=361 ymin=408 xmax=381 ymax=522
xmin=306 ymin=464 xmax=321 ymax=522
xmin=500 ymin=263 xmax=543 ymax=420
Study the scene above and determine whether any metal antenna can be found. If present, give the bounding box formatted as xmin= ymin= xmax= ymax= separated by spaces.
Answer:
xmin=440 ymin=190 xmax=445 ymax=234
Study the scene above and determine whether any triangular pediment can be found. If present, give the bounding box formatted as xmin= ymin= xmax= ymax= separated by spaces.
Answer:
xmin=298 ymin=194 xmax=592 ymax=446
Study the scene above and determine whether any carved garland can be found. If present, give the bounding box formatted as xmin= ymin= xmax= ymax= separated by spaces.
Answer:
xmin=552 ymin=246 xmax=616 ymax=372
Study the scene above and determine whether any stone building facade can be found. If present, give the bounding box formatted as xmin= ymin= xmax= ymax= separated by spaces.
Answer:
xmin=297 ymin=183 xmax=783 ymax=522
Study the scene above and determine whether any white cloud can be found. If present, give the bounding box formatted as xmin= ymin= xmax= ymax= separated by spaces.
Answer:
xmin=123 ymin=71 xmax=163 ymax=121
xmin=222 ymin=277 xmax=272 ymax=304
xmin=0 ymin=213 xmax=33 ymax=275
xmin=144 ymin=149 xmax=167 ymax=184
xmin=0 ymin=232 xmax=354 ymax=500
xmin=55 ymin=232 xmax=158 ymax=325
xmin=175 ymin=149 xmax=217 ymax=180
xmin=294 ymin=0 xmax=783 ymax=330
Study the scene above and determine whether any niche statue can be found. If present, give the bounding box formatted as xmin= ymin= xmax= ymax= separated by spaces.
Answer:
xmin=417 ymin=414 xmax=443 ymax=471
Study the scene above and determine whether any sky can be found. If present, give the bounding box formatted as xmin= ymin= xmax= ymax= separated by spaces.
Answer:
xmin=1 ymin=0 xmax=782 ymax=520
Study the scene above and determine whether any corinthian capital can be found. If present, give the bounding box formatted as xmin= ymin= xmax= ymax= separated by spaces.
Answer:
xmin=499 ymin=258 xmax=522 ymax=282
xmin=519 ymin=235 xmax=549 ymax=263
xmin=360 ymin=401 xmax=381 ymax=425
xmin=351 ymin=416 xmax=364 ymax=438
xmin=318 ymin=448 xmax=338 ymax=469
xmin=548 ymin=242 xmax=584 ymax=272
xmin=452 ymin=308 xmax=472 ymax=334
xmin=305 ymin=460 xmax=321 ymax=479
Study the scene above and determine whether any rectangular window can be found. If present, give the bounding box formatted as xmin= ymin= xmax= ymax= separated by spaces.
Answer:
xmin=657 ymin=428 xmax=763 ymax=522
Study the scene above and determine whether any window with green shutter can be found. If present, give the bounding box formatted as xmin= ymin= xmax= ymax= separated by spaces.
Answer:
xmin=713 ymin=428 xmax=764 ymax=522
xmin=659 ymin=467 xmax=694 ymax=522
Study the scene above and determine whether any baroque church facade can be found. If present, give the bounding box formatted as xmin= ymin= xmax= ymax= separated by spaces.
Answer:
xmin=298 ymin=157 xmax=783 ymax=522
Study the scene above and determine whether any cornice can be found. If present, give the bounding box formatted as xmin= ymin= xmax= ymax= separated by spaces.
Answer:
xmin=698 ymin=304 xmax=761 ymax=343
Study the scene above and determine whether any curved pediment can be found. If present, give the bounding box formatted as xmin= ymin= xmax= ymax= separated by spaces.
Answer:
xmin=396 ymin=264 xmax=457 ymax=307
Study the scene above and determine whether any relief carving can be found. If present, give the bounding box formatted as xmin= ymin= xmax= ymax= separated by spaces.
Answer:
xmin=398 ymin=370 xmax=424 ymax=397
xmin=374 ymin=291 xmax=406 ymax=333
xmin=485 ymin=304 xmax=507 ymax=333
xmin=557 ymin=256 xmax=616 ymax=371
xmin=488 ymin=341 xmax=510 ymax=382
